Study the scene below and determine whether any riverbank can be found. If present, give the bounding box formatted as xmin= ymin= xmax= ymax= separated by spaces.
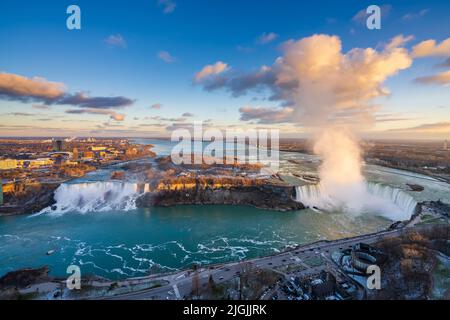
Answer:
xmin=367 ymin=161 xmax=450 ymax=184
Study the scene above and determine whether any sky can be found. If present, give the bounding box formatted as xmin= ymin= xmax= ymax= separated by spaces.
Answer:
xmin=0 ymin=0 xmax=449 ymax=140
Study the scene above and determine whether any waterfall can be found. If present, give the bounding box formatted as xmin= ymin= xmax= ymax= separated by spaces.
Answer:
xmin=295 ymin=182 xmax=417 ymax=221
xmin=366 ymin=182 xmax=418 ymax=218
xmin=295 ymin=184 xmax=326 ymax=209
xmin=40 ymin=182 xmax=149 ymax=214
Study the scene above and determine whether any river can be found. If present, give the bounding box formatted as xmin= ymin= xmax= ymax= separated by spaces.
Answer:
xmin=1 ymin=139 xmax=449 ymax=280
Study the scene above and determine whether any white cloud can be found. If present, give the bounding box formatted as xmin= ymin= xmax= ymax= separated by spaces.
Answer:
xmin=239 ymin=106 xmax=293 ymax=124
xmin=412 ymin=38 xmax=450 ymax=58
xmin=157 ymin=50 xmax=176 ymax=63
xmin=194 ymin=61 xmax=229 ymax=82
xmin=196 ymin=34 xmax=413 ymax=127
xmin=415 ymin=70 xmax=450 ymax=86
xmin=151 ymin=103 xmax=162 ymax=109
xmin=0 ymin=72 xmax=65 ymax=101
xmin=105 ymin=34 xmax=127 ymax=48
xmin=257 ymin=32 xmax=278 ymax=45
xmin=32 ymin=104 xmax=51 ymax=110
xmin=157 ymin=0 xmax=176 ymax=14
xmin=402 ymin=8 xmax=430 ymax=21
xmin=66 ymin=108 xmax=126 ymax=121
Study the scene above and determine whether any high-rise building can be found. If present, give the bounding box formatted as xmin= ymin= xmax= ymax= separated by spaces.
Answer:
xmin=52 ymin=138 xmax=64 ymax=152
xmin=444 ymin=140 xmax=448 ymax=150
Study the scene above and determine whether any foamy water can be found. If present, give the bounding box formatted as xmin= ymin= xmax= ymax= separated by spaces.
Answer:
xmin=38 ymin=182 xmax=144 ymax=215
xmin=295 ymin=182 xmax=417 ymax=221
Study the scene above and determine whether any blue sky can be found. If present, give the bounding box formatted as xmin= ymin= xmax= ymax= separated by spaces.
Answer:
xmin=0 ymin=0 xmax=449 ymax=139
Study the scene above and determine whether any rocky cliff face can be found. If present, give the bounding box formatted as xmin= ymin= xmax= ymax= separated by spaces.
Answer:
xmin=0 ymin=183 xmax=58 ymax=216
xmin=136 ymin=184 xmax=304 ymax=211
xmin=0 ymin=266 xmax=51 ymax=290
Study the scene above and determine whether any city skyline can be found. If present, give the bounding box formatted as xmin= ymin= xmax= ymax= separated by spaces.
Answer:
xmin=1 ymin=0 xmax=450 ymax=139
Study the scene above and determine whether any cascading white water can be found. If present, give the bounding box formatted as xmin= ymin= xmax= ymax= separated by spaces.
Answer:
xmin=295 ymin=182 xmax=417 ymax=221
xmin=41 ymin=182 xmax=144 ymax=214
xmin=366 ymin=182 xmax=418 ymax=218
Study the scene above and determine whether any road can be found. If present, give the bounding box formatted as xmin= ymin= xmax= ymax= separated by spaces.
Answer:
xmin=105 ymin=228 xmax=403 ymax=300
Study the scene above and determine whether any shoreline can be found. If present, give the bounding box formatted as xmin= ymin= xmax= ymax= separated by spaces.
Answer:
xmin=366 ymin=162 xmax=450 ymax=184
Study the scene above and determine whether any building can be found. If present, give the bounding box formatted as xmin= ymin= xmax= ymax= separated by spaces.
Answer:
xmin=338 ymin=243 xmax=387 ymax=275
xmin=0 ymin=159 xmax=19 ymax=170
xmin=28 ymin=158 xmax=54 ymax=169
xmin=64 ymin=160 xmax=79 ymax=166
xmin=293 ymin=271 xmax=353 ymax=300
xmin=444 ymin=140 xmax=448 ymax=151
xmin=91 ymin=146 xmax=107 ymax=151
xmin=72 ymin=148 xmax=79 ymax=160
xmin=0 ymin=159 xmax=52 ymax=170
xmin=52 ymin=139 xmax=64 ymax=152
xmin=82 ymin=151 xmax=94 ymax=160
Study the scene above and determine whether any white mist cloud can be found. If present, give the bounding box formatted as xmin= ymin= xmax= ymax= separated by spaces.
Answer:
xmin=276 ymin=34 xmax=413 ymax=126
xmin=313 ymin=127 xmax=368 ymax=211
xmin=195 ymin=34 xmax=418 ymax=217
xmin=277 ymin=34 xmax=413 ymax=215
xmin=233 ymin=34 xmax=413 ymax=128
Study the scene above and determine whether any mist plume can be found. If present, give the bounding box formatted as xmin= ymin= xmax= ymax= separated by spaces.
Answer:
xmin=277 ymin=34 xmax=413 ymax=215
